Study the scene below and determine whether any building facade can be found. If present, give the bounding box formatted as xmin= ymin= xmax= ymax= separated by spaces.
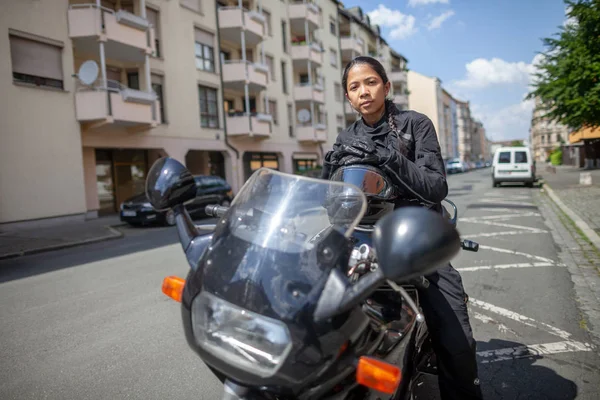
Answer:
xmin=0 ymin=0 xmax=410 ymax=226
xmin=530 ymin=96 xmax=569 ymax=162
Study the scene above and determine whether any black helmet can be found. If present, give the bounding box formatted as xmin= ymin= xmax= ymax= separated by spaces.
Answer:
xmin=327 ymin=165 xmax=397 ymax=225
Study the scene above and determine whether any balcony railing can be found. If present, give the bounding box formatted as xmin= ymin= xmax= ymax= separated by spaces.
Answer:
xmin=294 ymin=83 xmax=325 ymax=103
xmin=68 ymin=4 xmax=155 ymax=62
xmin=296 ymin=123 xmax=327 ymax=143
xmin=218 ymin=7 xmax=265 ymax=47
xmin=288 ymin=1 xmax=320 ymax=34
xmin=226 ymin=112 xmax=272 ymax=138
xmin=75 ymin=80 xmax=160 ymax=128
xmin=222 ymin=60 xmax=268 ymax=93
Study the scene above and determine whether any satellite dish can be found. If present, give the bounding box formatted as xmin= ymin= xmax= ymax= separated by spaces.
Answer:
xmin=78 ymin=60 xmax=99 ymax=86
xmin=297 ymin=109 xmax=311 ymax=123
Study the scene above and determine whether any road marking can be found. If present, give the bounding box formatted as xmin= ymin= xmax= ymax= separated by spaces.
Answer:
xmin=478 ymin=245 xmax=556 ymax=264
xmin=479 ymin=198 xmax=535 ymax=206
xmin=473 ymin=312 xmax=518 ymax=336
xmin=484 ymin=194 xmax=531 ymax=200
xmin=463 ymin=220 xmax=548 ymax=233
xmin=460 ymin=212 xmax=541 ymax=221
xmin=463 ymin=230 xmax=543 ymax=238
xmin=469 ymin=298 xmax=572 ymax=340
xmin=476 ymin=340 xmax=594 ymax=363
xmin=458 ymin=262 xmax=558 ymax=272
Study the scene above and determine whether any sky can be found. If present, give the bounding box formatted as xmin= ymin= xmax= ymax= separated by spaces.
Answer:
xmin=342 ymin=0 xmax=570 ymax=141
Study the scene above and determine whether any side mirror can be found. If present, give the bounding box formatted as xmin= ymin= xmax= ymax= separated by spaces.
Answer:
xmin=314 ymin=207 xmax=461 ymax=322
xmin=146 ymin=157 xmax=196 ymax=211
xmin=372 ymin=207 xmax=460 ymax=281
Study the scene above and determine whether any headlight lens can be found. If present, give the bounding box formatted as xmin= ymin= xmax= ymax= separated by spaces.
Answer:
xmin=191 ymin=292 xmax=292 ymax=378
xmin=141 ymin=202 xmax=153 ymax=211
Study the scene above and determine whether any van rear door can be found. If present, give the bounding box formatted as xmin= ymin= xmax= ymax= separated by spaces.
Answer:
xmin=511 ymin=149 xmax=532 ymax=179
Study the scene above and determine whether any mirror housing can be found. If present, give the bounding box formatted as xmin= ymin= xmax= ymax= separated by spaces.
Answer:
xmin=314 ymin=206 xmax=461 ymax=322
xmin=146 ymin=157 xmax=196 ymax=211
xmin=373 ymin=207 xmax=460 ymax=281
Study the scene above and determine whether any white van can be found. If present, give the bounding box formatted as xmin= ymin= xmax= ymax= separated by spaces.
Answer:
xmin=492 ymin=147 xmax=536 ymax=187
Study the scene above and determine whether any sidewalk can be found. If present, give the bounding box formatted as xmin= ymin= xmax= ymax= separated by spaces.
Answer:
xmin=540 ymin=165 xmax=600 ymax=250
xmin=0 ymin=215 xmax=125 ymax=261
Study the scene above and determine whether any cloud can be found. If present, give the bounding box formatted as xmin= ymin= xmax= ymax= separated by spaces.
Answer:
xmin=427 ymin=10 xmax=455 ymax=30
xmin=368 ymin=5 xmax=418 ymax=40
xmin=451 ymin=57 xmax=541 ymax=90
xmin=408 ymin=0 xmax=449 ymax=7
xmin=473 ymin=96 xmax=535 ymax=141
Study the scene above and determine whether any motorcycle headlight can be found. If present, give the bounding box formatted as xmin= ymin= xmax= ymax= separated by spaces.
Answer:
xmin=191 ymin=292 xmax=292 ymax=378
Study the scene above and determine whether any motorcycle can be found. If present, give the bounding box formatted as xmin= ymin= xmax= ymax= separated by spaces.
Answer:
xmin=146 ymin=157 xmax=479 ymax=400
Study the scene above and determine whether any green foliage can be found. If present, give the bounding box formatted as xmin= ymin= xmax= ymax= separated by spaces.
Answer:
xmin=511 ymin=140 xmax=525 ymax=147
xmin=526 ymin=0 xmax=600 ymax=131
xmin=550 ymin=148 xmax=563 ymax=165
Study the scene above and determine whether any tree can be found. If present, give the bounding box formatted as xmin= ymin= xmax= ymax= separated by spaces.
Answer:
xmin=511 ymin=140 xmax=525 ymax=147
xmin=526 ymin=0 xmax=600 ymax=131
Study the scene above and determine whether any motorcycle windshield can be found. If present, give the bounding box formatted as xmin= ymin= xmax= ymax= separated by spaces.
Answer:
xmin=201 ymin=168 xmax=367 ymax=318
xmin=226 ymin=168 xmax=366 ymax=251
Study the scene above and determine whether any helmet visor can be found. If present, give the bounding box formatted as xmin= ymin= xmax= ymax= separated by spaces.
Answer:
xmin=329 ymin=166 xmax=395 ymax=199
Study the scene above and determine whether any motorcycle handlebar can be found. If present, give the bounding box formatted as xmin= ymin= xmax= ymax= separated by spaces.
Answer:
xmin=205 ymin=205 xmax=229 ymax=218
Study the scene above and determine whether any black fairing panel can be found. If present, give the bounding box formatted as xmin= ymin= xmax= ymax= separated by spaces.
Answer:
xmin=180 ymin=223 xmax=372 ymax=394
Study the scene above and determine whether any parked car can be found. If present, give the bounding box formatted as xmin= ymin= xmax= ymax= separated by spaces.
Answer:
xmin=120 ymin=175 xmax=233 ymax=226
xmin=492 ymin=147 xmax=536 ymax=188
xmin=445 ymin=158 xmax=465 ymax=174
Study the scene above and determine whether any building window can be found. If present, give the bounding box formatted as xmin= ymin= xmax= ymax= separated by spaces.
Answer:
xmin=334 ymin=82 xmax=342 ymax=102
xmin=266 ymin=55 xmax=275 ymax=81
xmin=294 ymin=159 xmax=318 ymax=173
xmin=198 ymin=85 xmax=219 ymax=128
xmin=318 ymin=110 xmax=327 ymax=126
xmin=152 ymin=74 xmax=167 ymax=124
xmin=9 ymin=33 xmax=63 ymax=89
xmin=281 ymin=21 xmax=288 ymax=53
xmin=288 ymin=103 xmax=294 ymax=137
xmin=300 ymin=74 xmax=309 ymax=84
xmin=330 ymin=48 xmax=337 ymax=67
xmin=330 ymin=20 xmax=336 ymax=35
xmin=181 ymin=0 xmax=201 ymax=12
xmin=263 ymin=9 xmax=272 ymax=36
xmin=195 ymin=29 xmax=215 ymax=72
xmin=269 ymin=100 xmax=278 ymax=125
xmin=146 ymin=8 xmax=161 ymax=58
xmin=244 ymin=152 xmax=279 ymax=179
xmin=127 ymin=71 xmax=140 ymax=90
xmin=336 ymin=114 xmax=344 ymax=127
xmin=281 ymin=61 xmax=288 ymax=94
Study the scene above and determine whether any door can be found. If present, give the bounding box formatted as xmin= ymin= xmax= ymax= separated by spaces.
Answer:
xmin=494 ymin=150 xmax=512 ymax=179
xmin=511 ymin=150 xmax=532 ymax=179
xmin=113 ymin=150 xmax=148 ymax=209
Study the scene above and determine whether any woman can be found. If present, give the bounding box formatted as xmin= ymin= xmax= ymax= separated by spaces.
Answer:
xmin=321 ymin=56 xmax=483 ymax=400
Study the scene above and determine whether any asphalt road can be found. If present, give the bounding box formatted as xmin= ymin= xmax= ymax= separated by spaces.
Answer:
xmin=1 ymin=169 xmax=599 ymax=399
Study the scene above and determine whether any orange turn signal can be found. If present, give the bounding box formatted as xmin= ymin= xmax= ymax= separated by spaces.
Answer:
xmin=356 ymin=356 xmax=402 ymax=394
xmin=162 ymin=276 xmax=185 ymax=302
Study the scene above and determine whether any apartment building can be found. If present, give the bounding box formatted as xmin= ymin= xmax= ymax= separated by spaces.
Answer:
xmin=530 ymin=96 xmax=569 ymax=162
xmin=456 ymin=98 xmax=474 ymax=162
xmin=0 ymin=0 xmax=411 ymax=227
xmin=339 ymin=6 xmax=409 ymax=127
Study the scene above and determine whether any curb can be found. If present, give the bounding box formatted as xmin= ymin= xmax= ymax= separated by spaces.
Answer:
xmin=0 ymin=225 xmax=124 ymax=261
xmin=543 ymin=182 xmax=600 ymax=251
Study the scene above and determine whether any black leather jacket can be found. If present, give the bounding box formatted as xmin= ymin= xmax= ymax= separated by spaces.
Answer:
xmin=321 ymin=108 xmax=448 ymax=209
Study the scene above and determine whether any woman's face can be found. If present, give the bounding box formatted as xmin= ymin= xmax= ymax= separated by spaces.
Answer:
xmin=345 ymin=63 xmax=390 ymax=119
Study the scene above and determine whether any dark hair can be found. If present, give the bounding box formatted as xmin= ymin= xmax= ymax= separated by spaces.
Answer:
xmin=342 ymin=56 xmax=406 ymax=154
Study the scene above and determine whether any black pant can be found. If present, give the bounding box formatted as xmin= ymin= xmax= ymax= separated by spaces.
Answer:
xmin=419 ymin=263 xmax=483 ymax=400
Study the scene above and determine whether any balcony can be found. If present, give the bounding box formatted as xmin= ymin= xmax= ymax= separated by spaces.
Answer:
xmin=68 ymin=4 xmax=155 ymax=62
xmin=393 ymin=94 xmax=409 ymax=107
xmin=288 ymin=2 xmax=320 ymax=34
xmin=226 ymin=113 xmax=272 ymax=138
xmin=294 ymin=83 xmax=325 ymax=104
xmin=340 ymin=36 xmax=363 ymax=60
xmin=218 ymin=7 xmax=265 ymax=47
xmin=296 ymin=124 xmax=327 ymax=143
xmin=291 ymin=43 xmax=323 ymax=71
xmin=390 ymin=70 xmax=407 ymax=83
xmin=75 ymin=84 xmax=160 ymax=129
xmin=222 ymin=61 xmax=268 ymax=93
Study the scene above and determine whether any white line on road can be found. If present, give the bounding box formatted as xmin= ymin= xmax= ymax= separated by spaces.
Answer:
xmin=479 ymin=198 xmax=535 ymax=206
xmin=463 ymin=230 xmax=543 ymax=238
xmin=476 ymin=340 xmax=594 ymax=363
xmin=478 ymin=244 xmax=557 ymax=264
xmin=460 ymin=212 xmax=541 ymax=221
xmin=462 ymin=220 xmax=548 ymax=233
xmin=473 ymin=312 xmax=518 ymax=336
xmin=457 ymin=262 xmax=559 ymax=272
xmin=469 ymin=298 xmax=572 ymax=340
